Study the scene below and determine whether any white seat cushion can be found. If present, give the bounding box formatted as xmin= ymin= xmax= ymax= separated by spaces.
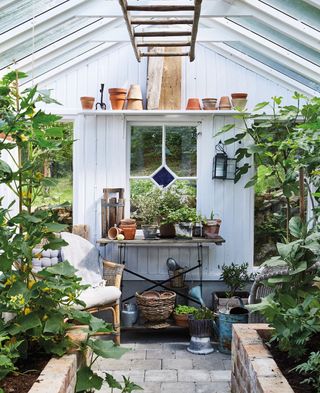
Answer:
xmin=75 ymin=285 xmax=121 ymax=310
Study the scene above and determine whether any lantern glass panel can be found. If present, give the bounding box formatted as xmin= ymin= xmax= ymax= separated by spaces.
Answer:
xmin=213 ymin=153 xmax=227 ymax=179
xmin=226 ymin=158 xmax=237 ymax=180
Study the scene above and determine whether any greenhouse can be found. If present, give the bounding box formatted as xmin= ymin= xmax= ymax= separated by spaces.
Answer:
xmin=0 ymin=1 xmax=319 ymax=392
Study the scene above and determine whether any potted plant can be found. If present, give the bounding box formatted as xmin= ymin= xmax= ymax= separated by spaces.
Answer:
xmin=212 ymin=262 xmax=253 ymax=311
xmin=202 ymin=211 xmax=221 ymax=238
xmin=158 ymin=187 xmax=183 ymax=238
xmin=131 ymin=187 xmax=161 ymax=239
xmin=173 ymin=305 xmax=197 ymax=327
xmin=187 ymin=307 xmax=216 ymax=354
xmin=167 ymin=207 xmax=198 ymax=238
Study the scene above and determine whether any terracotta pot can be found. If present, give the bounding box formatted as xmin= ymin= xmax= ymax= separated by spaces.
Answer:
xmin=202 ymin=98 xmax=217 ymax=110
xmin=173 ymin=313 xmax=189 ymax=328
xmin=231 ymin=98 xmax=247 ymax=111
xmin=108 ymin=226 xmax=123 ymax=240
xmin=120 ymin=218 xmax=136 ymax=226
xmin=80 ymin=96 xmax=95 ymax=110
xmin=119 ymin=226 xmax=136 ymax=240
xmin=219 ymin=96 xmax=232 ymax=110
xmin=126 ymin=99 xmax=143 ymax=110
xmin=127 ymin=84 xmax=142 ymax=100
xmin=186 ymin=98 xmax=201 ymax=110
xmin=231 ymin=93 xmax=248 ymax=99
xmin=110 ymin=97 xmax=126 ymax=110
xmin=108 ymin=88 xmax=127 ymax=95
xmin=203 ymin=219 xmax=221 ymax=238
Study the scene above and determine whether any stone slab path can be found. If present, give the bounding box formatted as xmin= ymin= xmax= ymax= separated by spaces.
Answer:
xmin=94 ymin=341 xmax=231 ymax=393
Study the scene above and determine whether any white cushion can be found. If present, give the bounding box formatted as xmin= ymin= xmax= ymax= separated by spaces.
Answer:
xmin=75 ymin=285 xmax=121 ymax=310
xmin=61 ymin=232 xmax=103 ymax=287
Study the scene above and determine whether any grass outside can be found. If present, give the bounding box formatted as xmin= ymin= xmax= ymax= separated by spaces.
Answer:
xmin=33 ymin=176 xmax=72 ymax=208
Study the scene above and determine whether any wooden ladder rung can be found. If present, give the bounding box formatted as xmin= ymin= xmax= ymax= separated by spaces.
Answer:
xmin=131 ymin=18 xmax=194 ymax=25
xmin=127 ymin=5 xmax=195 ymax=12
xmin=137 ymin=41 xmax=191 ymax=47
xmin=141 ymin=52 xmax=189 ymax=57
xmin=135 ymin=31 xmax=192 ymax=37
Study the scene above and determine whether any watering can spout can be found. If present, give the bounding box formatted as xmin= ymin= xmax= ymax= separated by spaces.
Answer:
xmin=188 ymin=286 xmax=205 ymax=307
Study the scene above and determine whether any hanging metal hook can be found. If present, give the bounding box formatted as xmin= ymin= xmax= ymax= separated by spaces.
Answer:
xmin=95 ymin=83 xmax=107 ymax=110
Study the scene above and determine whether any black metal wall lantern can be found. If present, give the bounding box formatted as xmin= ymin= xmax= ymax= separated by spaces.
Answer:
xmin=212 ymin=141 xmax=236 ymax=180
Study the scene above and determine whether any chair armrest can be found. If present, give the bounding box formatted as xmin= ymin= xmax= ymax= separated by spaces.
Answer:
xmin=103 ymin=260 xmax=124 ymax=289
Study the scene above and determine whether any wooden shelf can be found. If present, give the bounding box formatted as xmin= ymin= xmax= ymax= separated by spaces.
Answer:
xmin=79 ymin=109 xmax=244 ymax=116
xmin=97 ymin=236 xmax=225 ymax=246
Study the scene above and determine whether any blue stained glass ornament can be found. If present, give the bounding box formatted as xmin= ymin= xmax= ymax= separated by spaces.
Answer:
xmin=152 ymin=167 xmax=175 ymax=187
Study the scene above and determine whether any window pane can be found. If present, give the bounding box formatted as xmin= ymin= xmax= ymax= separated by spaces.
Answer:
xmin=131 ymin=126 xmax=162 ymax=176
xmin=130 ymin=179 xmax=155 ymax=218
xmin=166 ymin=126 xmax=197 ymax=176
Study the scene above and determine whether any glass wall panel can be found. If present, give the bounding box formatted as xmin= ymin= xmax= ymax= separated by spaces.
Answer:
xmin=166 ymin=126 xmax=197 ymax=177
xmin=130 ymin=126 xmax=162 ymax=176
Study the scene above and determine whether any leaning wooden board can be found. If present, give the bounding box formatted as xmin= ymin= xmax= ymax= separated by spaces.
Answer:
xmin=101 ymin=188 xmax=125 ymax=238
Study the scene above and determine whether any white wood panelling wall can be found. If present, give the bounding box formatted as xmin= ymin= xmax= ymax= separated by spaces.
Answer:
xmin=73 ymin=112 xmax=253 ymax=280
xmin=38 ymin=43 xmax=302 ymax=113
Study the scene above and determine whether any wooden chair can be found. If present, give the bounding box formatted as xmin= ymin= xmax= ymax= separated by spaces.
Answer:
xmin=32 ymin=232 xmax=124 ymax=345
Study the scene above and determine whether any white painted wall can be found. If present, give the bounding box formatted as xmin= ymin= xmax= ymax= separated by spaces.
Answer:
xmin=73 ymin=112 xmax=254 ymax=280
xmin=38 ymin=43 xmax=302 ymax=113
xmin=36 ymin=41 xmax=304 ymax=281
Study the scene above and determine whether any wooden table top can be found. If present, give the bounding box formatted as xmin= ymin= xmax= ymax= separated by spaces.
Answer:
xmin=97 ymin=236 xmax=225 ymax=246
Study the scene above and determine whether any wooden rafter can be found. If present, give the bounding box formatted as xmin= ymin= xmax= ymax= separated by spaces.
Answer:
xmin=117 ymin=0 xmax=202 ymax=62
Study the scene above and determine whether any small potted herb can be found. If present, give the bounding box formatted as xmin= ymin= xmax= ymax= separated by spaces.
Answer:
xmin=213 ymin=262 xmax=253 ymax=311
xmin=167 ymin=207 xmax=198 ymax=238
xmin=173 ymin=305 xmax=197 ymax=327
xmin=158 ymin=188 xmax=183 ymax=238
xmin=202 ymin=211 xmax=221 ymax=238
xmin=187 ymin=307 xmax=216 ymax=354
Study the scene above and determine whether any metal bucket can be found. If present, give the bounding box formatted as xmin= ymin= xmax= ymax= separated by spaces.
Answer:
xmin=218 ymin=308 xmax=248 ymax=354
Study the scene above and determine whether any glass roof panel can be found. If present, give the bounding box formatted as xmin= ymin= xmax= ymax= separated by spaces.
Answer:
xmin=260 ymin=0 xmax=320 ymax=31
xmin=0 ymin=17 xmax=100 ymax=69
xmin=22 ymin=42 xmax=104 ymax=83
xmin=229 ymin=17 xmax=320 ymax=66
xmin=225 ymin=41 xmax=320 ymax=92
xmin=0 ymin=0 xmax=67 ymax=34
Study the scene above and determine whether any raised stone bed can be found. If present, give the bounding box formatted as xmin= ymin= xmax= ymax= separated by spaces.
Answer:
xmin=231 ymin=324 xmax=294 ymax=393
xmin=28 ymin=329 xmax=88 ymax=393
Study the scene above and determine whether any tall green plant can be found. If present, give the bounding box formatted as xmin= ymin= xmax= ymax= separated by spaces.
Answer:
xmin=218 ymin=94 xmax=320 ymax=239
xmin=0 ymin=71 xmax=136 ymax=392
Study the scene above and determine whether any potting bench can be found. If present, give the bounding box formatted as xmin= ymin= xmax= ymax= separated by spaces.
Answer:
xmin=97 ymin=237 xmax=225 ymax=304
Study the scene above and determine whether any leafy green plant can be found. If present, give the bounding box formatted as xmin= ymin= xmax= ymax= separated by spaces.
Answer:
xmin=174 ymin=305 xmax=197 ymax=315
xmin=218 ymin=95 xmax=320 ymax=238
xmin=0 ymin=71 xmax=134 ymax=392
xmin=294 ymin=351 xmax=320 ymax=392
xmin=131 ymin=187 xmax=162 ymax=225
xmin=192 ymin=307 xmax=215 ymax=320
xmin=104 ymin=373 xmax=143 ymax=393
xmin=219 ymin=263 xmax=253 ymax=298
xmin=167 ymin=206 xmax=198 ymax=224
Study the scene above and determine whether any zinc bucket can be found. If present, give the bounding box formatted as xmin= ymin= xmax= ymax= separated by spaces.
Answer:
xmin=218 ymin=309 xmax=248 ymax=354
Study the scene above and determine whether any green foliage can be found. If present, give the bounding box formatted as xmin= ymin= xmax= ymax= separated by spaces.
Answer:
xmin=0 ymin=71 xmax=135 ymax=393
xmin=131 ymin=187 xmax=162 ymax=225
xmin=219 ymin=94 xmax=320 ymax=237
xmin=294 ymin=351 xmax=320 ymax=392
xmin=167 ymin=206 xmax=198 ymax=224
xmin=104 ymin=373 xmax=143 ymax=393
xmin=192 ymin=307 xmax=215 ymax=320
xmin=219 ymin=263 xmax=253 ymax=298
xmin=248 ymin=217 xmax=320 ymax=359
xmin=174 ymin=305 xmax=198 ymax=315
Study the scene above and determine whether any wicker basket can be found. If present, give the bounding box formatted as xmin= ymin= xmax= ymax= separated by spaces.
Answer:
xmin=168 ymin=268 xmax=185 ymax=288
xmin=136 ymin=291 xmax=176 ymax=323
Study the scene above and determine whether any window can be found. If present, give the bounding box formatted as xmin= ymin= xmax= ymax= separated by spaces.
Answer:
xmin=129 ymin=124 xmax=198 ymax=215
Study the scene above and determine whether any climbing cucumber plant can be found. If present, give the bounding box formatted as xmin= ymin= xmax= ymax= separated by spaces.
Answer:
xmin=0 ymin=71 xmax=135 ymax=392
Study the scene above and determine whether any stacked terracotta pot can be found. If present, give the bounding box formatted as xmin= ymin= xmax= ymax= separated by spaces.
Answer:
xmin=231 ymin=93 xmax=248 ymax=110
xmin=218 ymin=96 xmax=232 ymax=110
xmin=119 ymin=218 xmax=137 ymax=240
xmin=186 ymin=98 xmax=201 ymax=110
xmin=108 ymin=88 xmax=127 ymax=110
xmin=126 ymin=85 xmax=143 ymax=110
xmin=202 ymin=98 xmax=217 ymax=110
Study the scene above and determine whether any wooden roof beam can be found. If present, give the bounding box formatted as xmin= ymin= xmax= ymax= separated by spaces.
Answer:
xmin=131 ymin=18 xmax=194 ymax=25
xmin=134 ymin=31 xmax=192 ymax=37
xmin=189 ymin=0 xmax=202 ymax=62
xmin=126 ymin=5 xmax=195 ymax=12
xmin=137 ymin=41 xmax=191 ymax=47
xmin=118 ymin=0 xmax=141 ymax=61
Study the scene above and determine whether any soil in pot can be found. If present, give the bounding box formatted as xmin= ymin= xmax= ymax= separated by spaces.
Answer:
xmin=0 ymin=354 xmax=50 ymax=393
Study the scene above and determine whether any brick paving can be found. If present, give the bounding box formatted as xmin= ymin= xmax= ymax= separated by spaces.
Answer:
xmin=94 ymin=331 xmax=231 ymax=393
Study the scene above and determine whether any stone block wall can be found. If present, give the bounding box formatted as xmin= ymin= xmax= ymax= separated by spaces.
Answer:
xmin=231 ymin=324 xmax=294 ymax=393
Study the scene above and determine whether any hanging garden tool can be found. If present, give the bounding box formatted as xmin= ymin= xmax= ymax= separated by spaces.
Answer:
xmin=96 ymin=83 xmax=107 ymax=110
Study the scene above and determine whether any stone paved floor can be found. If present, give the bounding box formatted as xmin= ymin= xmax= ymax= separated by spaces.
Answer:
xmin=94 ymin=330 xmax=231 ymax=393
